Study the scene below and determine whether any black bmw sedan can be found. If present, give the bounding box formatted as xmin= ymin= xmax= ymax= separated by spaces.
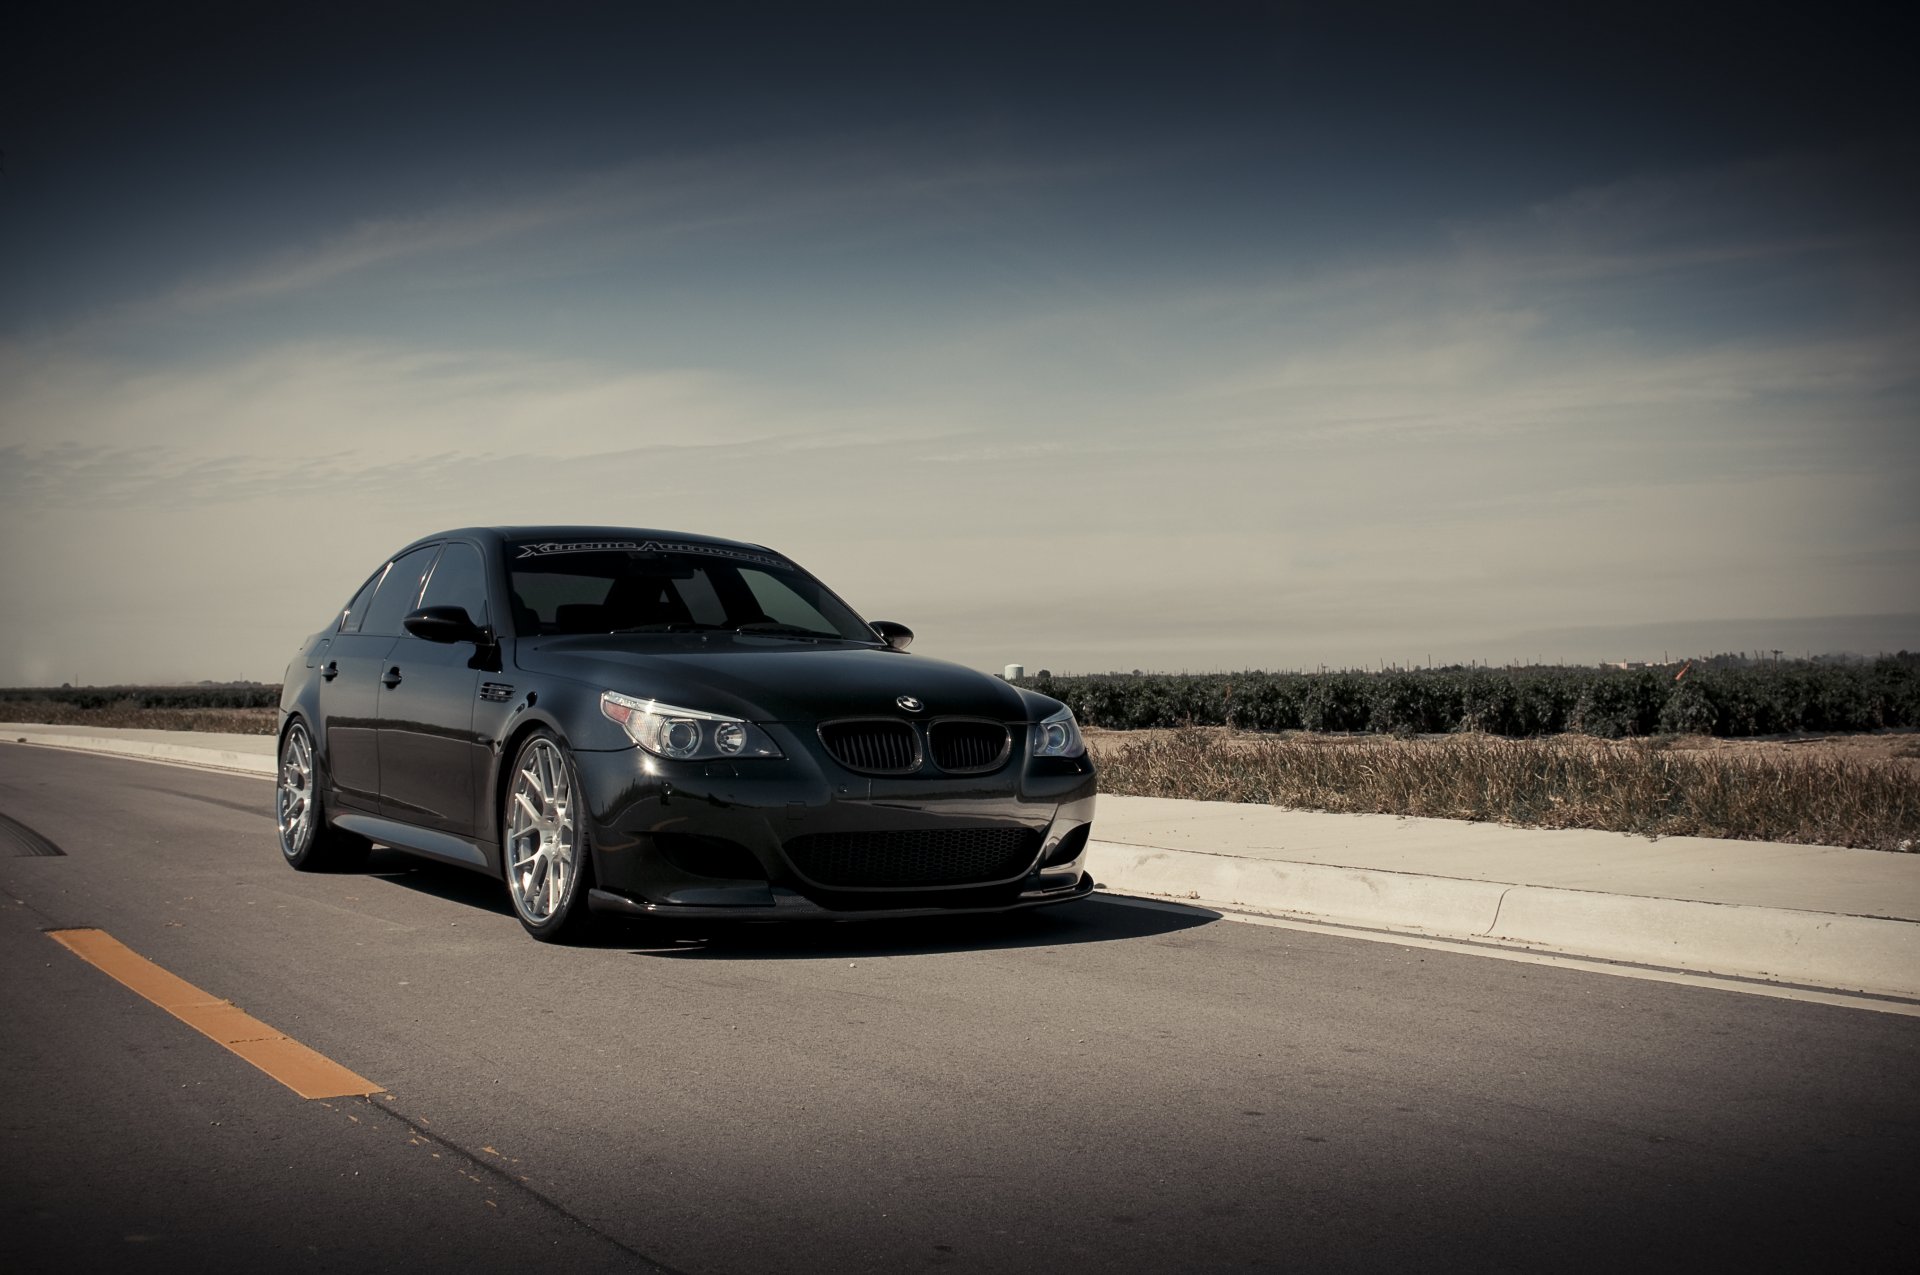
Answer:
xmin=277 ymin=527 xmax=1096 ymax=941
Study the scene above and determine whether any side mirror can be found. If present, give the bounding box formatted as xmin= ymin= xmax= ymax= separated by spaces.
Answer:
xmin=870 ymin=620 xmax=913 ymax=652
xmin=404 ymin=605 xmax=484 ymax=644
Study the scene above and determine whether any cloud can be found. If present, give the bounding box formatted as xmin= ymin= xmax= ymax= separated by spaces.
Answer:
xmin=136 ymin=140 xmax=1123 ymax=317
xmin=0 ymin=340 xmax=933 ymax=469
xmin=0 ymin=329 xmax=934 ymax=522
xmin=1189 ymin=319 xmax=1918 ymax=456
xmin=1 ymin=141 xmax=1914 ymax=682
xmin=1446 ymin=146 xmax=1920 ymax=283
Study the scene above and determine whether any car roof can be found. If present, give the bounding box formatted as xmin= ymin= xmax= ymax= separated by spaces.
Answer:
xmin=394 ymin=526 xmax=782 ymax=559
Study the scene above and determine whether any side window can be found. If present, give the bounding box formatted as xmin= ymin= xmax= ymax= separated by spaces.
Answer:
xmin=339 ymin=571 xmax=381 ymax=633
xmin=418 ymin=543 xmax=491 ymax=627
xmin=359 ymin=545 xmax=441 ymax=637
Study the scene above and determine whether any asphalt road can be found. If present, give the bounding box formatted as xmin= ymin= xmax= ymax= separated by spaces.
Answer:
xmin=4 ymin=743 xmax=1917 ymax=1273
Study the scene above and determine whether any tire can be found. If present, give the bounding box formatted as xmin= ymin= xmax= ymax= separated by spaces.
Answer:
xmin=276 ymin=719 xmax=371 ymax=872
xmin=501 ymin=730 xmax=599 ymax=943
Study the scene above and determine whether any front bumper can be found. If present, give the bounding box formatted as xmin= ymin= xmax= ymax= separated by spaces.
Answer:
xmin=572 ymin=724 xmax=1098 ymax=916
xmin=586 ymin=871 xmax=1095 ymax=922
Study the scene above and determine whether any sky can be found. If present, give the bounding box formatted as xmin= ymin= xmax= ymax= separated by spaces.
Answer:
xmin=3 ymin=1 xmax=1916 ymax=683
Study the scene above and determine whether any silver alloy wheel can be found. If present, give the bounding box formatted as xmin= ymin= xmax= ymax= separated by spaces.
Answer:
xmin=506 ymin=738 xmax=577 ymax=925
xmin=277 ymin=724 xmax=314 ymax=859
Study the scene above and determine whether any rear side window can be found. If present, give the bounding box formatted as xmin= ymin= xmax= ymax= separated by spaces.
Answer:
xmin=358 ymin=545 xmax=441 ymax=637
xmin=418 ymin=542 xmax=491 ymax=628
xmin=338 ymin=573 xmax=380 ymax=633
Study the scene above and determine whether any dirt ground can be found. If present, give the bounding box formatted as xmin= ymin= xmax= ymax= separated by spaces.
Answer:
xmin=1083 ymin=725 xmax=1920 ymax=771
xmin=0 ymin=705 xmax=278 ymax=735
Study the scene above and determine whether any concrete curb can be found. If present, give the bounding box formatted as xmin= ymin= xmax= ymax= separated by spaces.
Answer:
xmin=1093 ymin=840 xmax=1920 ymax=1000
xmin=2 ymin=730 xmax=275 ymax=777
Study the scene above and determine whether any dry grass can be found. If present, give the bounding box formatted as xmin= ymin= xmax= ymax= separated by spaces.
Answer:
xmin=1094 ymin=729 xmax=1920 ymax=852
xmin=0 ymin=703 xmax=278 ymax=735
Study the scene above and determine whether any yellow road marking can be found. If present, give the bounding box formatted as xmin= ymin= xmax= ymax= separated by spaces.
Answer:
xmin=47 ymin=928 xmax=381 ymax=1099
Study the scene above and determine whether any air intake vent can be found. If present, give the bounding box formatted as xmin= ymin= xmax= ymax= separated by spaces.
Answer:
xmin=818 ymin=719 xmax=920 ymax=774
xmin=928 ymin=720 xmax=1011 ymax=773
xmin=652 ymin=833 xmax=767 ymax=881
xmin=784 ymin=827 xmax=1042 ymax=888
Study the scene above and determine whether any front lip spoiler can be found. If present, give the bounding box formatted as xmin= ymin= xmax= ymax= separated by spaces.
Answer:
xmin=586 ymin=872 xmax=1094 ymax=922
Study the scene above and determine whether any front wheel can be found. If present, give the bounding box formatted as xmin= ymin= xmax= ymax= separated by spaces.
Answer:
xmin=277 ymin=720 xmax=370 ymax=871
xmin=502 ymin=731 xmax=598 ymax=942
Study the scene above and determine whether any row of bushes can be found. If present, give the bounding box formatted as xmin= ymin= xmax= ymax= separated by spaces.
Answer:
xmin=1019 ymin=658 xmax=1920 ymax=738
xmin=0 ymin=684 xmax=282 ymax=712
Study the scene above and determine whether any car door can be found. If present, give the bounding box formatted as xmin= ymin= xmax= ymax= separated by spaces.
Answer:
xmin=375 ymin=541 xmax=491 ymax=838
xmin=318 ymin=562 xmax=393 ymax=807
xmin=326 ymin=545 xmax=438 ymax=810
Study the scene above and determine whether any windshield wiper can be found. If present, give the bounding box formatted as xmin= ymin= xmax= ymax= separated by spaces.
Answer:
xmin=733 ymin=622 xmax=836 ymax=642
xmin=605 ymin=620 xmax=841 ymax=641
xmin=607 ymin=621 xmax=731 ymax=634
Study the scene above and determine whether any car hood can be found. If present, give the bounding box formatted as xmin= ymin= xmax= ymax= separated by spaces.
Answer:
xmin=513 ymin=635 xmax=1032 ymax=723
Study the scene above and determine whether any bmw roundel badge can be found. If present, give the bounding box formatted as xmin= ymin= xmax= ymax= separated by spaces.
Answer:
xmin=896 ymin=695 xmax=924 ymax=712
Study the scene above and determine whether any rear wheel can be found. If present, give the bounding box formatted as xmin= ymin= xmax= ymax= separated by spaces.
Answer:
xmin=503 ymin=731 xmax=598 ymax=942
xmin=277 ymin=720 xmax=370 ymax=871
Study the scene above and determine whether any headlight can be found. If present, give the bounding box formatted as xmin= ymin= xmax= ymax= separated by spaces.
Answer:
xmin=600 ymin=692 xmax=782 ymax=760
xmin=1029 ymin=705 xmax=1086 ymax=758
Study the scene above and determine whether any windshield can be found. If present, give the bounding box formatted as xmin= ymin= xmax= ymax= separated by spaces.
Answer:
xmin=505 ymin=541 xmax=876 ymax=642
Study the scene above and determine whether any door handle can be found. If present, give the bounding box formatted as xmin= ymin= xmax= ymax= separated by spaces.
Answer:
xmin=321 ymin=661 xmax=339 ymax=681
xmin=381 ymin=667 xmax=403 ymax=688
